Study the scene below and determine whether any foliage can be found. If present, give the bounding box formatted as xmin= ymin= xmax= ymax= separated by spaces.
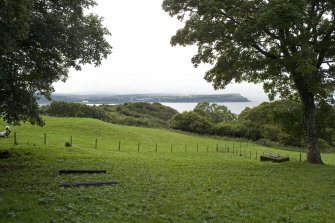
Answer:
xmin=0 ymin=117 xmax=335 ymax=222
xmin=162 ymin=0 xmax=335 ymax=163
xmin=41 ymin=101 xmax=110 ymax=121
xmin=170 ymin=111 xmax=215 ymax=134
xmin=115 ymin=102 xmax=177 ymax=121
xmin=0 ymin=0 xmax=112 ymax=125
xmin=162 ymin=0 xmax=335 ymax=101
xmin=239 ymin=100 xmax=304 ymax=145
xmin=315 ymin=100 xmax=335 ymax=145
xmin=170 ymin=101 xmax=236 ymax=135
xmin=41 ymin=101 xmax=178 ymax=128
xmin=194 ymin=101 xmax=237 ymax=123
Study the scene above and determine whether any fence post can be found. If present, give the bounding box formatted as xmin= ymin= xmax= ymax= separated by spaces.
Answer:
xmin=155 ymin=144 xmax=158 ymax=152
xmin=70 ymin=136 xmax=72 ymax=147
xmin=171 ymin=144 xmax=173 ymax=153
xmin=44 ymin=133 xmax=46 ymax=145
xmin=299 ymin=153 xmax=302 ymax=162
xmin=138 ymin=142 xmax=140 ymax=152
xmin=118 ymin=141 xmax=121 ymax=151
xmin=207 ymin=145 xmax=209 ymax=152
xmin=14 ymin=132 xmax=17 ymax=145
xmin=95 ymin=139 xmax=98 ymax=149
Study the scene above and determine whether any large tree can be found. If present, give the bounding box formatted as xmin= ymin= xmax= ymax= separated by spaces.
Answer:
xmin=162 ymin=0 xmax=335 ymax=164
xmin=0 ymin=0 xmax=111 ymax=125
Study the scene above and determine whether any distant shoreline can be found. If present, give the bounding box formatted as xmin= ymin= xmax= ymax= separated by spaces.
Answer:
xmin=38 ymin=93 xmax=251 ymax=104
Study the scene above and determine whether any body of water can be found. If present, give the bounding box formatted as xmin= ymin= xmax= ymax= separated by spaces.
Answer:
xmin=161 ymin=101 xmax=263 ymax=114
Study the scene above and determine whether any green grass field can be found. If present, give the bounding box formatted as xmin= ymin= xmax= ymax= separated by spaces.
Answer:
xmin=1 ymin=117 xmax=335 ymax=222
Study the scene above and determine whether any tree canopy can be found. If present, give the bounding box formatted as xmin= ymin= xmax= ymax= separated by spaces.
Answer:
xmin=194 ymin=101 xmax=237 ymax=123
xmin=0 ymin=0 xmax=112 ymax=125
xmin=162 ymin=0 xmax=335 ymax=163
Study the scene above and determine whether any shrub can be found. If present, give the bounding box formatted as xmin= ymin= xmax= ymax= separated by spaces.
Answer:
xmin=170 ymin=112 xmax=215 ymax=134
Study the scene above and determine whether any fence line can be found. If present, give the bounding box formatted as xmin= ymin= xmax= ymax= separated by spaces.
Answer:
xmin=7 ymin=132 xmax=306 ymax=162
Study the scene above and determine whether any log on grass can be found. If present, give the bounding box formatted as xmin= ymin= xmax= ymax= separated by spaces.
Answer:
xmin=60 ymin=180 xmax=119 ymax=188
xmin=260 ymin=155 xmax=290 ymax=163
xmin=59 ymin=169 xmax=107 ymax=174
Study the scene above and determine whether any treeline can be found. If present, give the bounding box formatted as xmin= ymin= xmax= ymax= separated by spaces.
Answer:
xmin=40 ymin=101 xmax=178 ymax=128
xmin=170 ymin=100 xmax=335 ymax=151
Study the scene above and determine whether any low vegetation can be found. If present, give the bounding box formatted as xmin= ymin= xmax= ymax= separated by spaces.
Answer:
xmin=0 ymin=117 xmax=335 ymax=222
xmin=170 ymin=100 xmax=335 ymax=152
xmin=40 ymin=101 xmax=178 ymax=128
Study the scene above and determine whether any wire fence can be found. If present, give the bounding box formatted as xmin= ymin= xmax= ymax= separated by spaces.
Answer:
xmin=5 ymin=131 xmax=307 ymax=162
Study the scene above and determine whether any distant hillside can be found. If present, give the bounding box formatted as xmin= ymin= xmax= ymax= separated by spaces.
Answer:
xmin=38 ymin=93 xmax=250 ymax=104
xmin=40 ymin=101 xmax=178 ymax=128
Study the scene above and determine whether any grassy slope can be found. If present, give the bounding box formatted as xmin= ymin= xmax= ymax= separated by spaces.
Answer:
xmin=0 ymin=117 xmax=335 ymax=222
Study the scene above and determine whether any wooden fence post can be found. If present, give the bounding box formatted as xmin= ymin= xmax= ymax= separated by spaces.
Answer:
xmin=14 ymin=132 xmax=17 ymax=145
xmin=70 ymin=136 xmax=72 ymax=147
xmin=118 ymin=141 xmax=121 ymax=151
xmin=155 ymin=144 xmax=158 ymax=152
xmin=138 ymin=142 xmax=140 ymax=152
xmin=95 ymin=139 xmax=98 ymax=149
xmin=44 ymin=133 xmax=46 ymax=145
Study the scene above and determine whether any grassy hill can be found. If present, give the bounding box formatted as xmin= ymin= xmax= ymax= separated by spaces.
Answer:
xmin=0 ymin=117 xmax=335 ymax=222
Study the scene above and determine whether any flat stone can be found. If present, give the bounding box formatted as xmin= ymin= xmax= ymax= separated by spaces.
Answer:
xmin=260 ymin=155 xmax=290 ymax=163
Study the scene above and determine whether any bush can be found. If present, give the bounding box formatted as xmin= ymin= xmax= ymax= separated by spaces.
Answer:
xmin=256 ymin=138 xmax=281 ymax=148
xmin=215 ymin=121 xmax=243 ymax=138
xmin=318 ymin=138 xmax=334 ymax=152
xmin=170 ymin=112 xmax=215 ymax=134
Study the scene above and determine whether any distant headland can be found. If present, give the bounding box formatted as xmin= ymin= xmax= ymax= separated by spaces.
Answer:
xmin=38 ymin=93 xmax=250 ymax=104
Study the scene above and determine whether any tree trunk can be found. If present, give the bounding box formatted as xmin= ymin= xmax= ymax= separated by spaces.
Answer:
xmin=301 ymin=93 xmax=324 ymax=164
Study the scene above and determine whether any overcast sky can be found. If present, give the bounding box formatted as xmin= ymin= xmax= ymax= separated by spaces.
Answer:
xmin=53 ymin=0 xmax=268 ymax=102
